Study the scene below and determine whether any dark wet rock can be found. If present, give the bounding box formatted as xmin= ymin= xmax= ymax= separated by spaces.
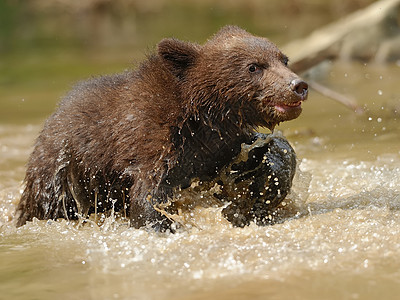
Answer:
xmin=219 ymin=133 xmax=297 ymax=227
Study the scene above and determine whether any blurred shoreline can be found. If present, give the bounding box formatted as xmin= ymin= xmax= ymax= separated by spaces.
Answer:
xmin=1 ymin=0 xmax=376 ymax=53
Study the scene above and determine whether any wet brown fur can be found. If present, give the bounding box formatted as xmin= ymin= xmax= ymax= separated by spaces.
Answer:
xmin=15 ymin=26 xmax=307 ymax=230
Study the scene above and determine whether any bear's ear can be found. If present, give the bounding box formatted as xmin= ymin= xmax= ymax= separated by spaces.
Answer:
xmin=158 ymin=38 xmax=199 ymax=79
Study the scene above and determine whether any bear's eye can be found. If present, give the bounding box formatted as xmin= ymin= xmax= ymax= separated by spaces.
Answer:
xmin=282 ymin=56 xmax=289 ymax=66
xmin=248 ymin=64 xmax=261 ymax=73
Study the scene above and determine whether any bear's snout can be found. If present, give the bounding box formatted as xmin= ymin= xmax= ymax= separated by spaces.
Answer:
xmin=290 ymin=79 xmax=308 ymax=101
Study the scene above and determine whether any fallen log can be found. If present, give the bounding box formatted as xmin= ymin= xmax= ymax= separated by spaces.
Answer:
xmin=284 ymin=0 xmax=400 ymax=73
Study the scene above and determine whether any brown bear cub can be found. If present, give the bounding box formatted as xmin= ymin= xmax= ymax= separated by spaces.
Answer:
xmin=15 ymin=26 xmax=308 ymax=230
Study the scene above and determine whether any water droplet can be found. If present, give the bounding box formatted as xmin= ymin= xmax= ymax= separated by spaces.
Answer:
xmin=363 ymin=259 xmax=369 ymax=268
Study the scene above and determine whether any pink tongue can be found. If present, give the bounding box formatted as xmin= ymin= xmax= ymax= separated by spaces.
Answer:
xmin=275 ymin=102 xmax=301 ymax=112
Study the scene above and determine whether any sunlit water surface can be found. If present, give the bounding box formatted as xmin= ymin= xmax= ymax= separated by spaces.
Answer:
xmin=1 ymin=62 xmax=399 ymax=300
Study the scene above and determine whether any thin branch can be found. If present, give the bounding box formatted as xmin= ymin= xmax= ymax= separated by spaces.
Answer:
xmin=308 ymin=80 xmax=364 ymax=113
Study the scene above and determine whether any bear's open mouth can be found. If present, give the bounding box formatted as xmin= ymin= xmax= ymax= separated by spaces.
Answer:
xmin=274 ymin=101 xmax=302 ymax=113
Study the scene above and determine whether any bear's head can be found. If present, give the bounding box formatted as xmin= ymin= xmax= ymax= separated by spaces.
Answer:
xmin=158 ymin=25 xmax=308 ymax=130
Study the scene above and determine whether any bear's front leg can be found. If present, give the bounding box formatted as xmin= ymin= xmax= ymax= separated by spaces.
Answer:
xmin=129 ymin=179 xmax=173 ymax=232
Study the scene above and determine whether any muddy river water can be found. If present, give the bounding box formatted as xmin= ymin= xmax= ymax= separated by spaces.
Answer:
xmin=1 ymin=52 xmax=400 ymax=300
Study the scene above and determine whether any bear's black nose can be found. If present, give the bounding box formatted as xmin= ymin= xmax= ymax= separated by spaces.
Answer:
xmin=290 ymin=79 xmax=308 ymax=99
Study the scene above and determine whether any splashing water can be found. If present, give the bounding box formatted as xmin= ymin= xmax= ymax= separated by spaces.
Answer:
xmin=1 ymin=124 xmax=400 ymax=300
